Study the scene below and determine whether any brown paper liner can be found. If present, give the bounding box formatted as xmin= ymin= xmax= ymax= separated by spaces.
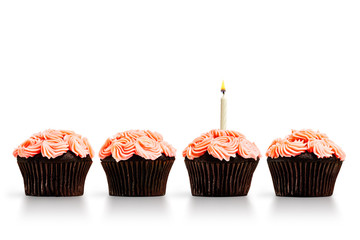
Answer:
xmin=184 ymin=154 xmax=259 ymax=197
xmin=101 ymin=155 xmax=175 ymax=196
xmin=267 ymin=156 xmax=342 ymax=197
xmin=17 ymin=157 xmax=92 ymax=196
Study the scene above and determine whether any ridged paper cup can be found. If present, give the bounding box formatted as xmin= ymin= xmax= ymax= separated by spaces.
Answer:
xmin=101 ymin=155 xmax=175 ymax=196
xmin=185 ymin=154 xmax=259 ymax=197
xmin=17 ymin=154 xmax=92 ymax=197
xmin=267 ymin=156 xmax=342 ymax=197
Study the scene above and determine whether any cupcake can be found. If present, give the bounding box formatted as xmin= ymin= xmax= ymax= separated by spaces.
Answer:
xmin=99 ymin=130 xmax=176 ymax=196
xmin=183 ymin=129 xmax=261 ymax=197
xmin=13 ymin=129 xmax=94 ymax=196
xmin=266 ymin=129 xmax=345 ymax=197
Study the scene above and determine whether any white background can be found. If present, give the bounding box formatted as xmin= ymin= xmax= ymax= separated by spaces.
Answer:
xmin=0 ymin=1 xmax=359 ymax=239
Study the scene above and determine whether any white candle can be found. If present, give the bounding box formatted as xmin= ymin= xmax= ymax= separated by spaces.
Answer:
xmin=220 ymin=81 xmax=227 ymax=130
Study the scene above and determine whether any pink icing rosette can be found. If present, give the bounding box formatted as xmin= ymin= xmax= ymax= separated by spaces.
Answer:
xmin=238 ymin=138 xmax=262 ymax=159
xmin=99 ymin=138 xmax=112 ymax=159
xmin=210 ymin=129 xmax=246 ymax=138
xmin=144 ymin=130 xmax=164 ymax=142
xmin=160 ymin=141 xmax=177 ymax=158
xmin=266 ymin=139 xmax=307 ymax=159
xmin=207 ymin=136 xmax=238 ymax=161
xmin=41 ymin=140 xmax=69 ymax=159
xmin=16 ymin=139 xmax=42 ymax=158
xmin=183 ymin=129 xmax=261 ymax=161
xmin=135 ymin=136 xmax=162 ymax=160
xmin=13 ymin=129 xmax=94 ymax=159
xmin=182 ymin=132 xmax=213 ymax=160
xmin=307 ymin=139 xmax=333 ymax=158
xmin=111 ymin=137 xmax=136 ymax=161
xmin=266 ymin=129 xmax=345 ymax=160
xmin=324 ymin=139 xmax=346 ymax=160
xmin=99 ymin=130 xmax=176 ymax=162
xmin=287 ymin=129 xmax=329 ymax=142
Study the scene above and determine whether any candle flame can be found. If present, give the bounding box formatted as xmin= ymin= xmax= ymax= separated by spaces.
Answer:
xmin=220 ymin=80 xmax=226 ymax=93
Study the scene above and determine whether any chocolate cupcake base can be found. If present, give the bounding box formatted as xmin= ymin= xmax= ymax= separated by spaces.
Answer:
xmin=17 ymin=152 xmax=92 ymax=197
xmin=101 ymin=155 xmax=175 ymax=196
xmin=185 ymin=153 xmax=259 ymax=197
xmin=267 ymin=152 xmax=342 ymax=197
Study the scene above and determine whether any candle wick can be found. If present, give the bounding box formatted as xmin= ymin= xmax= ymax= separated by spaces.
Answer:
xmin=221 ymin=90 xmax=226 ymax=95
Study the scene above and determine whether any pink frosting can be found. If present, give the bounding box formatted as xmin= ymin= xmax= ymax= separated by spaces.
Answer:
xmin=111 ymin=137 xmax=136 ymax=161
xmin=160 ymin=141 xmax=177 ymax=158
xmin=183 ymin=129 xmax=261 ymax=161
xmin=266 ymin=139 xmax=307 ymax=159
xmin=99 ymin=130 xmax=176 ymax=162
xmin=41 ymin=140 xmax=69 ymax=159
xmin=182 ymin=132 xmax=213 ymax=160
xmin=207 ymin=136 xmax=238 ymax=161
xmin=266 ymin=129 xmax=346 ymax=160
xmin=135 ymin=136 xmax=162 ymax=160
xmin=13 ymin=129 xmax=94 ymax=159
xmin=238 ymin=138 xmax=262 ymax=159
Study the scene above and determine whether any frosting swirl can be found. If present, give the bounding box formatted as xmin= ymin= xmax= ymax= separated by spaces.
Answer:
xmin=183 ymin=129 xmax=261 ymax=161
xmin=13 ymin=129 xmax=94 ymax=159
xmin=135 ymin=136 xmax=162 ymax=160
xmin=41 ymin=140 xmax=69 ymax=159
xmin=99 ymin=138 xmax=112 ymax=160
xmin=266 ymin=129 xmax=345 ymax=160
xmin=207 ymin=136 xmax=238 ymax=161
xmin=182 ymin=133 xmax=213 ymax=160
xmin=111 ymin=137 xmax=136 ymax=161
xmin=324 ymin=139 xmax=346 ymax=160
xmin=17 ymin=139 xmax=42 ymax=158
xmin=287 ymin=129 xmax=328 ymax=142
xmin=144 ymin=130 xmax=164 ymax=142
xmin=307 ymin=139 xmax=333 ymax=158
xmin=99 ymin=130 xmax=176 ymax=161
xmin=160 ymin=141 xmax=176 ymax=157
xmin=266 ymin=139 xmax=307 ymax=158
xmin=65 ymin=135 xmax=88 ymax=158
xmin=238 ymin=138 xmax=262 ymax=159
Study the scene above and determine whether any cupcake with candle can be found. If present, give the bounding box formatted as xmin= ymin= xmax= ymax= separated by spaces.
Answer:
xmin=99 ymin=130 xmax=176 ymax=196
xmin=266 ymin=129 xmax=345 ymax=197
xmin=183 ymin=129 xmax=261 ymax=196
xmin=13 ymin=129 xmax=94 ymax=196
xmin=183 ymin=82 xmax=260 ymax=196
